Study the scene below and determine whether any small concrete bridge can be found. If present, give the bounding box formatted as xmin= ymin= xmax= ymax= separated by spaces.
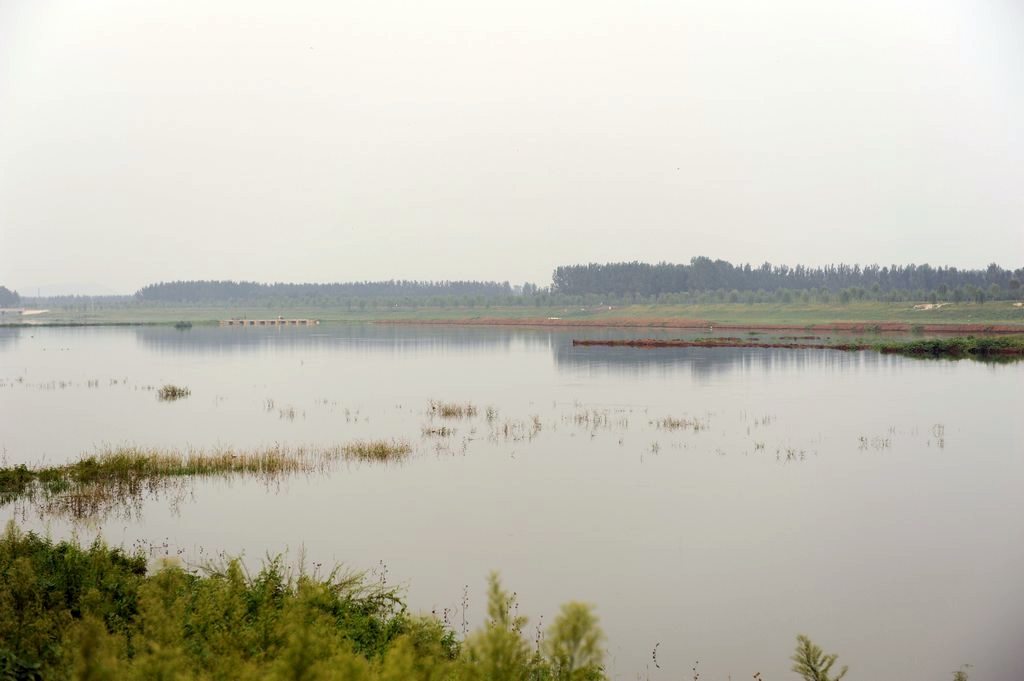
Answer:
xmin=220 ymin=318 xmax=319 ymax=327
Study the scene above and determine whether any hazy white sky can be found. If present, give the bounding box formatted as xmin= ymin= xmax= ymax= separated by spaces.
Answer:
xmin=1 ymin=0 xmax=1022 ymax=294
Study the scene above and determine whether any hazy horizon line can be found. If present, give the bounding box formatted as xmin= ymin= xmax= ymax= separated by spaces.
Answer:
xmin=8 ymin=256 xmax=1023 ymax=298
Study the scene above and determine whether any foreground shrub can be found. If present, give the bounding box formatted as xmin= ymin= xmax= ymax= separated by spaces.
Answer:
xmin=4 ymin=523 xmax=899 ymax=680
xmin=0 ymin=523 xmax=606 ymax=680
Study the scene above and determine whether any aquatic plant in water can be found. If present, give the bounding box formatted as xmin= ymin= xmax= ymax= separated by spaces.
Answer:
xmin=157 ymin=384 xmax=191 ymax=401
xmin=0 ymin=441 xmax=412 ymax=520
xmin=429 ymin=400 xmax=479 ymax=419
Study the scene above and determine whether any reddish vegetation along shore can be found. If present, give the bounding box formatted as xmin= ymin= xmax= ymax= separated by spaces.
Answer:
xmin=377 ymin=317 xmax=1023 ymax=334
xmin=571 ymin=337 xmax=1024 ymax=357
xmin=572 ymin=338 xmax=868 ymax=351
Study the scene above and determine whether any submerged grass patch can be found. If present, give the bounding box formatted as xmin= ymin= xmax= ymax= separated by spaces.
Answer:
xmin=157 ymin=384 xmax=191 ymax=400
xmin=653 ymin=416 xmax=707 ymax=431
xmin=429 ymin=400 xmax=478 ymax=419
xmin=0 ymin=441 xmax=412 ymax=520
xmin=422 ymin=425 xmax=457 ymax=437
xmin=342 ymin=439 xmax=412 ymax=462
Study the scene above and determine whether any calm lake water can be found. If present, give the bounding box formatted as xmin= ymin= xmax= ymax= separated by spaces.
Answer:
xmin=1 ymin=324 xmax=1022 ymax=680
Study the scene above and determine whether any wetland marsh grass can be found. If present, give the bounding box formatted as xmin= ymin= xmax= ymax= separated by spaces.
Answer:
xmin=870 ymin=335 xmax=1024 ymax=359
xmin=653 ymin=416 xmax=707 ymax=431
xmin=422 ymin=425 xmax=457 ymax=437
xmin=157 ymin=384 xmax=191 ymax=401
xmin=429 ymin=400 xmax=478 ymax=419
xmin=0 ymin=440 xmax=412 ymax=519
xmin=342 ymin=439 xmax=413 ymax=462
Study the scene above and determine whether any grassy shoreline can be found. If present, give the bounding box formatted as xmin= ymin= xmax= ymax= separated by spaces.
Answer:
xmin=3 ymin=300 xmax=1023 ymax=329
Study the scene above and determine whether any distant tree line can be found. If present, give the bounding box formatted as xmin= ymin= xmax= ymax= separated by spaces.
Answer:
xmin=0 ymin=286 xmax=20 ymax=306
xmin=135 ymin=280 xmax=518 ymax=304
xmin=551 ymin=258 xmax=1023 ymax=299
xmin=22 ymin=257 xmax=1024 ymax=311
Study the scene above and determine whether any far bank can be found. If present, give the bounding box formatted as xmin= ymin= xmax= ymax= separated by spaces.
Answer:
xmin=3 ymin=300 xmax=1023 ymax=332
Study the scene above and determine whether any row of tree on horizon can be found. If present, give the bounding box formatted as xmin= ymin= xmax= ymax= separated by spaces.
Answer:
xmin=549 ymin=257 xmax=1023 ymax=297
xmin=4 ymin=258 xmax=1022 ymax=305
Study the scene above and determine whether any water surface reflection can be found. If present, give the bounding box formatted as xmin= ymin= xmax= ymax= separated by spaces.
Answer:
xmin=0 ymin=324 xmax=1021 ymax=681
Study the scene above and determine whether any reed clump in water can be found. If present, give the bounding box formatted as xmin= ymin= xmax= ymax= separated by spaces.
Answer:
xmin=422 ymin=425 xmax=457 ymax=437
xmin=0 ymin=441 xmax=412 ymax=519
xmin=12 ymin=441 xmax=413 ymax=485
xmin=653 ymin=416 xmax=706 ymax=431
xmin=157 ymin=384 xmax=191 ymax=401
xmin=429 ymin=400 xmax=478 ymax=419
xmin=342 ymin=439 xmax=412 ymax=462
xmin=57 ymin=446 xmax=309 ymax=483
